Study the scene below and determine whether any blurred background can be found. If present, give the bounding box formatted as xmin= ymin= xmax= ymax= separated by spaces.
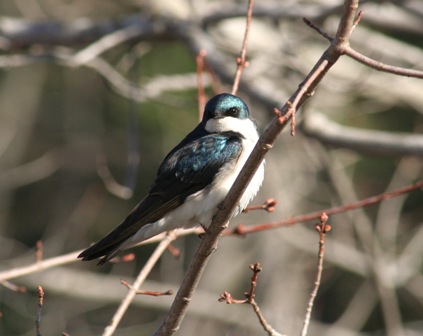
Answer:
xmin=0 ymin=0 xmax=423 ymax=335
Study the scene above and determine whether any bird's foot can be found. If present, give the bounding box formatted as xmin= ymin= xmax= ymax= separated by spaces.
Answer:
xmin=198 ymin=223 xmax=209 ymax=239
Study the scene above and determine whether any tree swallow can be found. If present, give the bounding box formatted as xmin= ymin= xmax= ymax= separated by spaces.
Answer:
xmin=78 ymin=93 xmax=264 ymax=265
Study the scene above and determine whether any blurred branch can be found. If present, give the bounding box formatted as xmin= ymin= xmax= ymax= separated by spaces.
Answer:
xmin=231 ymin=0 xmax=253 ymax=96
xmin=71 ymin=24 xmax=146 ymax=65
xmin=96 ymin=154 xmax=134 ymax=199
xmin=0 ymin=15 xmax=170 ymax=50
xmin=103 ymin=233 xmax=175 ymax=336
xmin=1 ymin=280 xmax=26 ymax=292
xmin=227 ymin=179 xmax=423 ymax=236
xmin=302 ymin=112 xmax=423 ymax=156
xmin=0 ymin=250 xmax=80 ymax=283
xmin=0 ymin=50 xmax=210 ymax=102
xmin=195 ymin=49 xmax=207 ymax=117
xmin=0 ymin=228 xmax=199 ymax=283
xmin=0 ymin=150 xmax=63 ymax=190
xmin=36 ymin=285 xmax=44 ymax=336
xmin=2 ymin=2 xmax=420 ymax=51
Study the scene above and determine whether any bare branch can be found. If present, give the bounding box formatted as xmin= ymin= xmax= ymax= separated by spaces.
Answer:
xmin=96 ymin=154 xmax=134 ymax=199
xmin=1 ymin=281 xmax=26 ymax=293
xmin=0 ymin=250 xmax=81 ymax=283
xmin=302 ymin=112 xmax=423 ymax=156
xmin=300 ymin=214 xmax=331 ymax=336
xmin=219 ymin=263 xmax=285 ymax=336
xmin=344 ymin=46 xmax=423 ymax=78
xmin=231 ymin=0 xmax=254 ymax=95
xmin=35 ymin=241 xmax=43 ymax=263
xmin=36 ymin=286 xmax=45 ymax=336
xmin=103 ymin=233 xmax=175 ymax=336
xmin=71 ymin=24 xmax=146 ymax=65
xmin=0 ymin=229 xmax=199 ymax=283
xmin=120 ymin=279 xmax=173 ymax=297
xmin=0 ymin=150 xmax=63 ymax=190
xmin=0 ymin=51 xmax=210 ymax=103
xmin=243 ymin=198 xmax=277 ymax=213
xmin=304 ymin=9 xmax=423 ymax=79
xmin=228 ymin=178 xmax=423 ymax=236
xmin=0 ymin=15 xmax=169 ymax=50
xmin=195 ymin=49 xmax=208 ymax=118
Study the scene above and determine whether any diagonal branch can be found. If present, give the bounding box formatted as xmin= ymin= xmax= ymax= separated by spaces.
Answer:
xmin=154 ymin=1 xmax=360 ymax=335
xmin=103 ymin=233 xmax=175 ymax=336
xmin=304 ymin=13 xmax=423 ymax=79
xmin=344 ymin=46 xmax=423 ymax=78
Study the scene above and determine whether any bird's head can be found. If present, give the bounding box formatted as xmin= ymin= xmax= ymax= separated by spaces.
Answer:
xmin=202 ymin=93 xmax=250 ymax=122
xmin=201 ymin=94 xmax=253 ymax=134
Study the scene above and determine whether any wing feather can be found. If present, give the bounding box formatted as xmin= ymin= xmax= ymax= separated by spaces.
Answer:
xmin=78 ymin=129 xmax=243 ymax=263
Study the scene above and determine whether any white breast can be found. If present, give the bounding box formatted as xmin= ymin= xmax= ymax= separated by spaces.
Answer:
xmin=205 ymin=116 xmax=264 ymax=216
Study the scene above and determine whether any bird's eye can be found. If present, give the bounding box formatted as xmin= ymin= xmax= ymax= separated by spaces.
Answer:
xmin=227 ymin=107 xmax=239 ymax=117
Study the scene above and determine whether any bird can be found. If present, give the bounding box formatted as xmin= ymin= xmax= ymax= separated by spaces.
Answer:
xmin=78 ymin=93 xmax=265 ymax=265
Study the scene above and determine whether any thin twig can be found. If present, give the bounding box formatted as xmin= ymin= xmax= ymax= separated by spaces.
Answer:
xmin=1 ymin=281 xmax=26 ymax=293
xmin=300 ymin=213 xmax=331 ymax=336
xmin=302 ymin=17 xmax=333 ymax=42
xmin=219 ymin=263 xmax=284 ymax=336
xmin=243 ymin=198 xmax=277 ymax=213
xmin=35 ymin=241 xmax=43 ymax=263
xmin=247 ymin=263 xmax=282 ymax=336
xmin=96 ymin=154 xmax=134 ymax=199
xmin=228 ymin=178 xmax=423 ymax=236
xmin=303 ymin=112 xmax=423 ymax=156
xmin=36 ymin=286 xmax=44 ymax=336
xmin=304 ymin=11 xmax=423 ymax=79
xmin=344 ymin=46 xmax=423 ymax=78
xmin=109 ymin=253 xmax=135 ymax=264
xmin=102 ymin=233 xmax=175 ymax=336
xmin=0 ymin=250 xmax=81 ymax=283
xmin=196 ymin=49 xmax=207 ymax=119
xmin=2 ymin=177 xmax=420 ymax=284
xmin=166 ymin=244 xmax=181 ymax=258
xmin=250 ymin=300 xmax=284 ymax=336
xmin=350 ymin=10 xmax=363 ymax=34
xmin=231 ymin=0 xmax=254 ymax=95
xmin=71 ymin=25 xmax=143 ymax=65
xmin=120 ymin=279 xmax=173 ymax=297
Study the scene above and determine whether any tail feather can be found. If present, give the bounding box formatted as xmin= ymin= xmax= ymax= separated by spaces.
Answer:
xmin=78 ymin=232 xmax=128 ymax=265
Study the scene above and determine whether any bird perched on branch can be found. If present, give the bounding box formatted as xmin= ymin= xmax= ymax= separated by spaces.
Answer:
xmin=78 ymin=93 xmax=264 ymax=265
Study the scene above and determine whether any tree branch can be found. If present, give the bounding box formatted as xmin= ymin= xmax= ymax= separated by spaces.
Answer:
xmin=302 ymin=112 xmax=423 ymax=156
xmin=0 ymin=15 xmax=170 ymax=50
xmin=154 ymin=1 xmax=360 ymax=334
xmin=102 ymin=233 xmax=175 ymax=336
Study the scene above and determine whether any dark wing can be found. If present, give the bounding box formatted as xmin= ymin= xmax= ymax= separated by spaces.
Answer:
xmin=78 ymin=130 xmax=243 ymax=264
